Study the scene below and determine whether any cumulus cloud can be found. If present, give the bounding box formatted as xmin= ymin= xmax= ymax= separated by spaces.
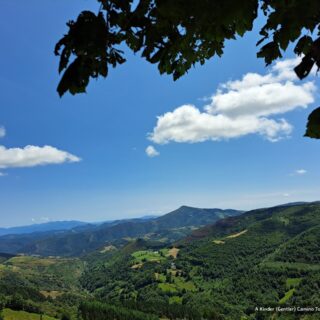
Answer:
xmin=145 ymin=145 xmax=160 ymax=157
xmin=149 ymin=58 xmax=316 ymax=144
xmin=149 ymin=104 xmax=292 ymax=143
xmin=0 ymin=145 xmax=81 ymax=168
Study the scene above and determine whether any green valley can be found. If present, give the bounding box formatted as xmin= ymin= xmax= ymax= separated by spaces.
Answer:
xmin=1 ymin=203 xmax=320 ymax=319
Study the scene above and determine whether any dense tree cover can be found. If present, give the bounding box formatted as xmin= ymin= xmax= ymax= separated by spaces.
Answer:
xmin=2 ymin=203 xmax=320 ymax=319
xmin=0 ymin=207 xmax=237 ymax=257
xmin=273 ymin=225 xmax=320 ymax=264
xmin=79 ymin=203 xmax=320 ymax=319
xmin=0 ymin=287 xmax=80 ymax=319
xmin=55 ymin=1 xmax=320 ymax=138
xmin=0 ymin=255 xmax=86 ymax=319
xmin=79 ymin=301 xmax=158 ymax=320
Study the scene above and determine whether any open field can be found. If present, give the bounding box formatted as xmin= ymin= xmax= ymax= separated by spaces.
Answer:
xmin=169 ymin=296 xmax=183 ymax=304
xmin=167 ymin=247 xmax=179 ymax=259
xmin=131 ymin=249 xmax=169 ymax=263
xmin=279 ymin=288 xmax=295 ymax=304
xmin=225 ymin=229 xmax=247 ymax=239
xmin=2 ymin=308 xmax=56 ymax=320
xmin=157 ymin=273 xmax=196 ymax=293
xmin=6 ymin=256 xmax=57 ymax=267
xmin=131 ymin=247 xmax=180 ymax=268
xmin=286 ymin=277 xmax=302 ymax=289
xmin=212 ymin=240 xmax=225 ymax=244
xmin=100 ymin=245 xmax=116 ymax=253
xmin=40 ymin=290 xmax=63 ymax=299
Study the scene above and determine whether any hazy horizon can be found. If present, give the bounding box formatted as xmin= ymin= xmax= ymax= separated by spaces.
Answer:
xmin=2 ymin=198 xmax=320 ymax=228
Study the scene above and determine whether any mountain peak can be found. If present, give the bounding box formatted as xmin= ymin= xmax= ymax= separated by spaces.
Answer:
xmin=178 ymin=205 xmax=196 ymax=210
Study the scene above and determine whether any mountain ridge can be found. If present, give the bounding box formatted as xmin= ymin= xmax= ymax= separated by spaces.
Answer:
xmin=79 ymin=201 xmax=320 ymax=319
xmin=0 ymin=206 xmax=242 ymax=256
xmin=0 ymin=220 xmax=90 ymax=237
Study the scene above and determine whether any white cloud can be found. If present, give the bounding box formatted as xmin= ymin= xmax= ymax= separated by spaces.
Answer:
xmin=295 ymin=169 xmax=307 ymax=175
xmin=149 ymin=104 xmax=292 ymax=143
xmin=206 ymin=81 xmax=314 ymax=118
xmin=0 ymin=127 xmax=5 ymax=138
xmin=0 ymin=145 xmax=81 ymax=168
xmin=0 ymin=126 xmax=80 ymax=169
xmin=145 ymin=145 xmax=160 ymax=157
xmin=149 ymin=58 xmax=316 ymax=144
xmin=0 ymin=172 xmax=7 ymax=177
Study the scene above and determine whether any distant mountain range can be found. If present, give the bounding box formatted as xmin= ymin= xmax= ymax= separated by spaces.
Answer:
xmin=0 ymin=206 xmax=242 ymax=256
xmin=0 ymin=220 xmax=89 ymax=237
xmin=0 ymin=215 xmax=160 ymax=237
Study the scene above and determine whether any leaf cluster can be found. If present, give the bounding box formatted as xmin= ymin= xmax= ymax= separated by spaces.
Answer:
xmin=55 ymin=0 xmax=320 ymax=138
xmin=55 ymin=0 xmax=258 ymax=95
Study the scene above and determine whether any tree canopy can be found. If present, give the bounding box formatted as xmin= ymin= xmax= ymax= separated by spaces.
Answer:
xmin=55 ymin=0 xmax=320 ymax=138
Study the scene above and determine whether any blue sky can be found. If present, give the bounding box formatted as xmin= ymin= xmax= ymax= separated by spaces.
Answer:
xmin=1 ymin=1 xmax=320 ymax=227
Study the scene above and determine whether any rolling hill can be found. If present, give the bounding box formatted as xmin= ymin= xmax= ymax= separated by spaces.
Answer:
xmin=79 ymin=202 xmax=320 ymax=319
xmin=0 ymin=206 xmax=242 ymax=257
xmin=1 ymin=202 xmax=320 ymax=319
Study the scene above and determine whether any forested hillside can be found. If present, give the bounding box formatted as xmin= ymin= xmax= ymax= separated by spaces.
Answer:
xmin=1 ymin=203 xmax=320 ymax=319
xmin=80 ymin=202 xmax=320 ymax=319
xmin=0 ymin=206 xmax=241 ymax=257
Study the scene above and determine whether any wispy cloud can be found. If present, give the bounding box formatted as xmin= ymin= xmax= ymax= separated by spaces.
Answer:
xmin=145 ymin=145 xmax=160 ymax=157
xmin=295 ymin=169 xmax=307 ymax=175
xmin=31 ymin=217 xmax=50 ymax=223
xmin=149 ymin=58 xmax=316 ymax=144
xmin=0 ymin=127 xmax=5 ymax=138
